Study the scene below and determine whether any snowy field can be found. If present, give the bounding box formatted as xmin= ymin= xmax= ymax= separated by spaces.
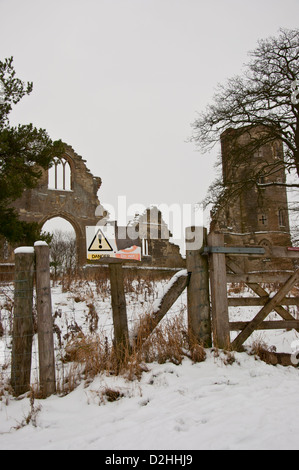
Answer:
xmin=0 ymin=274 xmax=299 ymax=451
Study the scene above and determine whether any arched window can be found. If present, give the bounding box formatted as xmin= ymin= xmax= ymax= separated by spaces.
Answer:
xmin=278 ymin=209 xmax=286 ymax=227
xmin=48 ymin=158 xmax=71 ymax=191
xmin=273 ymin=142 xmax=282 ymax=159
xmin=259 ymin=238 xmax=272 ymax=248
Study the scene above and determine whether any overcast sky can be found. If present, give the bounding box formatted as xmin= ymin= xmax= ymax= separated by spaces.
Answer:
xmin=1 ymin=0 xmax=298 ymax=244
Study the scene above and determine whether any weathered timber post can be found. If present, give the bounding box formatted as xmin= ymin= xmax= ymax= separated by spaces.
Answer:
xmin=109 ymin=262 xmax=130 ymax=358
xmin=11 ymin=247 xmax=35 ymax=396
xmin=207 ymin=231 xmax=230 ymax=349
xmin=34 ymin=242 xmax=56 ymax=397
xmin=186 ymin=227 xmax=212 ymax=347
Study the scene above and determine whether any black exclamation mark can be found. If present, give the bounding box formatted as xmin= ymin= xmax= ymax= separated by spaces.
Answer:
xmin=98 ymin=233 xmax=102 ymax=249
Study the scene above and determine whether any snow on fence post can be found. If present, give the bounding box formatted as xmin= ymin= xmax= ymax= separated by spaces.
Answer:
xmin=185 ymin=227 xmax=212 ymax=347
xmin=11 ymin=247 xmax=35 ymax=397
xmin=34 ymin=241 xmax=56 ymax=397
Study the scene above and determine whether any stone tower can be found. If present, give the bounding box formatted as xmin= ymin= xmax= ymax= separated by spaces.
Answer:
xmin=212 ymin=125 xmax=292 ymax=271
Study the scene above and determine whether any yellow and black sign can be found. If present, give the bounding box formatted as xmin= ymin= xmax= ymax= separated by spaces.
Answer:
xmin=88 ymin=228 xmax=113 ymax=252
xmin=86 ymin=226 xmax=141 ymax=261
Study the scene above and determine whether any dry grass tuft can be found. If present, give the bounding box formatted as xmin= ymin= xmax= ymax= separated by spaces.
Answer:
xmin=250 ymin=338 xmax=278 ymax=365
xmin=101 ymin=387 xmax=124 ymax=403
xmin=57 ymin=309 xmax=207 ymax=394
xmin=13 ymin=390 xmax=42 ymax=429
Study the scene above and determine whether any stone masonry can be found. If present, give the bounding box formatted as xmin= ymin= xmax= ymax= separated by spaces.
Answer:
xmin=212 ymin=126 xmax=293 ymax=271
xmin=1 ymin=144 xmax=185 ymax=268
xmin=3 ymin=144 xmax=102 ymax=265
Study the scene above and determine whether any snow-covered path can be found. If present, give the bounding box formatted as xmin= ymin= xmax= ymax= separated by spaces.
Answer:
xmin=1 ymin=351 xmax=299 ymax=450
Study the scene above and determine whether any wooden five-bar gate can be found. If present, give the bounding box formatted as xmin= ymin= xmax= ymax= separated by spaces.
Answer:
xmin=140 ymin=227 xmax=299 ymax=353
xmin=206 ymin=231 xmax=299 ymax=351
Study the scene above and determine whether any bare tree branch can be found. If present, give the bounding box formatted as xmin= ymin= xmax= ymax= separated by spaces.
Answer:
xmin=191 ymin=27 xmax=299 ymax=203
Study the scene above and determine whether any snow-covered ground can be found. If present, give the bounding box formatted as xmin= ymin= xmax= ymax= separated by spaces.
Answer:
xmin=0 ymin=275 xmax=299 ymax=450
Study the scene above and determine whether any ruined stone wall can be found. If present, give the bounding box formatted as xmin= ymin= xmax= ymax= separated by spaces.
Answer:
xmin=128 ymin=207 xmax=185 ymax=268
xmin=148 ymin=239 xmax=185 ymax=268
xmin=3 ymin=144 xmax=102 ymax=265
xmin=1 ymin=147 xmax=185 ymax=269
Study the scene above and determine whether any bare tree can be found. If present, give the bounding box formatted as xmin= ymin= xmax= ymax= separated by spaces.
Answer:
xmin=191 ymin=28 xmax=299 ymax=215
xmin=49 ymin=230 xmax=77 ymax=280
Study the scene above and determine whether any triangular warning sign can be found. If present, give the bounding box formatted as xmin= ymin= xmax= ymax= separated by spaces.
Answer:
xmin=88 ymin=228 xmax=114 ymax=252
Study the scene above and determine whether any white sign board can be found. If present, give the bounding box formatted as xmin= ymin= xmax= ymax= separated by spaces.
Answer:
xmin=86 ymin=226 xmax=141 ymax=261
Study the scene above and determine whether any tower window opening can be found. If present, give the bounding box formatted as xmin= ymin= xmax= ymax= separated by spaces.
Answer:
xmin=254 ymin=149 xmax=263 ymax=158
xmin=142 ymin=238 xmax=149 ymax=256
xmin=259 ymin=214 xmax=268 ymax=225
xmin=278 ymin=209 xmax=286 ymax=227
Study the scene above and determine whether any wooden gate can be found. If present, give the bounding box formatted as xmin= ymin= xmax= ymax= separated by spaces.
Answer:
xmin=106 ymin=227 xmax=299 ymax=355
xmin=207 ymin=232 xmax=299 ymax=351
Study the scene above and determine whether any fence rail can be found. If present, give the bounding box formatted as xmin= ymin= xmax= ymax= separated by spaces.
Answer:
xmin=1 ymin=245 xmax=188 ymax=398
xmin=207 ymin=232 xmax=299 ymax=351
xmin=1 ymin=227 xmax=299 ymax=399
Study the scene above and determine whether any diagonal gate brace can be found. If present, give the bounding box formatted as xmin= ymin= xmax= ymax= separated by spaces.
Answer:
xmin=231 ymin=268 xmax=299 ymax=351
xmin=226 ymin=259 xmax=299 ymax=330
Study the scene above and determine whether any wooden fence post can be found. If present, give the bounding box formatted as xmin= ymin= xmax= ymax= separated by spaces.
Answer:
xmin=11 ymin=247 xmax=35 ymax=396
xmin=109 ymin=262 xmax=130 ymax=357
xmin=207 ymin=231 xmax=230 ymax=349
xmin=34 ymin=242 xmax=56 ymax=397
xmin=186 ymin=227 xmax=212 ymax=347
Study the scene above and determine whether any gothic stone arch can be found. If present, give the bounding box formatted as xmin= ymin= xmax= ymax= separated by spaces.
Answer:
xmin=11 ymin=143 xmax=102 ymax=265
